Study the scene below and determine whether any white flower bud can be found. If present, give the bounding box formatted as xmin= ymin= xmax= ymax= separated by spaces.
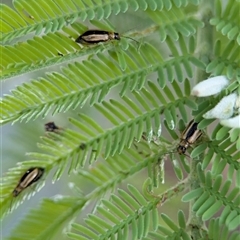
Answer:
xmin=220 ymin=115 xmax=240 ymax=129
xmin=203 ymin=93 xmax=237 ymax=119
xmin=191 ymin=75 xmax=229 ymax=97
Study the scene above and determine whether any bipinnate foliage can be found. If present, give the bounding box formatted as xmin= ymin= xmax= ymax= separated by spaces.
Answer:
xmin=0 ymin=0 xmax=239 ymax=240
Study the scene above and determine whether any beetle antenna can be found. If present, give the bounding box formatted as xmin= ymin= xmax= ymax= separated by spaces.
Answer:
xmin=121 ymin=36 xmax=142 ymax=51
xmin=122 ymin=36 xmax=139 ymax=44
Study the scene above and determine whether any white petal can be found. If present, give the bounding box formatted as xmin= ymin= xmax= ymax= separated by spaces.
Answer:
xmin=203 ymin=93 xmax=237 ymax=119
xmin=235 ymin=95 xmax=240 ymax=113
xmin=191 ymin=75 xmax=229 ymax=97
xmin=220 ymin=115 xmax=240 ymax=128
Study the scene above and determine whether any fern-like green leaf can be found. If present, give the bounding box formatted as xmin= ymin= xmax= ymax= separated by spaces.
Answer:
xmin=1 ymin=0 xmax=202 ymax=44
xmin=1 ymin=37 xmax=202 ymax=125
xmin=208 ymin=218 xmax=238 ymax=240
xmin=147 ymin=6 xmax=204 ymax=42
xmin=0 ymin=0 xmax=141 ymax=44
xmin=206 ymin=39 xmax=240 ymax=79
xmin=1 ymin=99 xmax=186 ymax=218
xmin=67 ymin=184 xmax=186 ymax=240
xmin=141 ymin=211 xmax=191 ymax=240
xmin=210 ymin=0 xmax=240 ymax=44
xmin=183 ymin=164 xmax=240 ymax=225
xmin=2 ymin=1 xmax=239 ymax=239
xmin=1 ymin=18 xmax=147 ymax=79
xmin=5 ymin=197 xmax=82 ymax=240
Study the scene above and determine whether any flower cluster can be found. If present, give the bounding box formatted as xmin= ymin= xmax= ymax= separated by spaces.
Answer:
xmin=191 ymin=76 xmax=239 ymax=129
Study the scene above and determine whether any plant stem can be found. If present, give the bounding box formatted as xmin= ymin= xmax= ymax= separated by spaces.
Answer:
xmin=188 ymin=1 xmax=214 ymax=239
xmin=194 ymin=1 xmax=214 ymax=82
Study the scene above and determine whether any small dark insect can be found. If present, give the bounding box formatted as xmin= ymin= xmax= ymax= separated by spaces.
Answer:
xmin=79 ymin=143 xmax=86 ymax=150
xmin=75 ymin=29 xmax=138 ymax=45
xmin=45 ymin=122 xmax=60 ymax=132
xmin=10 ymin=167 xmax=44 ymax=211
xmin=22 ymin=9 xmax=34 ymax=20
xmin=177 ymin=120 xmax=202 ymax=155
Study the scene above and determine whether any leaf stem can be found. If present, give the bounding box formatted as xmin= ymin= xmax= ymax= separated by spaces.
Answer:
xmin=189 ymin=1 xmax=214 ymax=239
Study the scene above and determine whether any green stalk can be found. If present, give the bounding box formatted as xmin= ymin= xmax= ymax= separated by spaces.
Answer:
xmin=188 ymin=1 xmax=214 ymax=239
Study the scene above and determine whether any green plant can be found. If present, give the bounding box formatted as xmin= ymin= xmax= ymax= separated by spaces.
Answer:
xmin=1 ymin=0 xmax=239 ymax=240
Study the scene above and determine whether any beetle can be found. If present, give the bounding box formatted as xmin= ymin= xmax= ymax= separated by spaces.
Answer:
xmin=75 ymin=29 xmax=138 ymax=45
xmin=76 ymin=30 xmax=120 ymax=44
xmin=12 ymin=167 xmax=45 ymax=197
xmin=177 ymin=120 xmax=202 ymax=155
xmin=10 ymin=167 xmax=44 ymax=211
xmin=133 ymin=120 xmax=202 ymax=159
